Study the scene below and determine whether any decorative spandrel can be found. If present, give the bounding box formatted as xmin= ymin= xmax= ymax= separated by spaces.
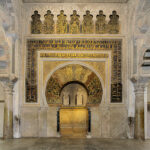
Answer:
xmin=56 ymin=10 xmax=68 ymax=34
xmin=45 ymin=77 xmax=62 ymax=104
xmin=43 ymin=10 xmax=54 ymax=34
xmin=82 ymin=10 xmax=94 ymax=34
xmin=31 ymin=10 xmax=42 ymax=34
xmin=69 ymin=10 xmax=80 ymax=34
xmin=108 ymin=11 xmax=119 ymax=34
xmin=96 ymin=10 xmax=107 ymax=34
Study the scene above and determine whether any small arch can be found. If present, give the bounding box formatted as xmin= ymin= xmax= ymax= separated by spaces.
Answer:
xmin=60 ymin=81 xmax=89 ymax=96
xmin=60 ymin=82 xmax=88 ymax=106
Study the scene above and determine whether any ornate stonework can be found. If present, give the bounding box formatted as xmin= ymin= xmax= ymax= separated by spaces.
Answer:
xmin=96 ymin=10 xmax=107 ymax=34
xmin=82 ymin=10 xmax=94 ymax=34
xmin=31 ymin=10 xmax=42 ymax=34
xmin=56 ymin=10 xmax=68 ymax=34
xmin=108 ymin=11 xmax=119 ymax=34
xmin=30 ymin=10 xmax=120 ymax=34
xmin=45 ymin=64 xmax=103 ymax=105
xmin=26 ymin=39 xmax=122 ymax=103
xmin=69 ymin=10 xmax=80 ymax=34
xmin=43 ymin=10 xmax=54 ymax=34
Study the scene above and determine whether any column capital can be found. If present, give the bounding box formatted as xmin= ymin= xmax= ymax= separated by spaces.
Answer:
xmin=0 ymin=75 xmax=18 ymax=94
xmin=131 ymin=76 xmax=150 ymax=94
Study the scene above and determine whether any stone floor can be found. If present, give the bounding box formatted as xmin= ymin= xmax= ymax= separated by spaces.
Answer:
xmin=0 ymin=138 xmax=150 ymax=150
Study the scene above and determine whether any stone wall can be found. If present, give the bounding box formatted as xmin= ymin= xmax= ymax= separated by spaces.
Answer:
xmin=20 ymin=105 xmax=127 ymax=138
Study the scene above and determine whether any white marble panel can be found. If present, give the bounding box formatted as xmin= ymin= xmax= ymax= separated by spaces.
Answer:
xmin=38 ymin=107 xmax=47 ymax=137
xmin=91 ymin=107 xmax=101 ymax=137
xmin=147 ymin=111 xmax=150 ymax=138
xmin=47 ymin=107 xmax=59 ymax=137
xmin=0 ymin=103 xmax=4 ymax=138
xmin=21 ymin=107 xmax=39 ymax=137
xmin=110 ymin=106 xmax=127 ymax=138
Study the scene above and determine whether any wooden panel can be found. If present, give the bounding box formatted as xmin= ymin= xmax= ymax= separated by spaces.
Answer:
xmin=60 ymin=107 xmax=88 ymax=137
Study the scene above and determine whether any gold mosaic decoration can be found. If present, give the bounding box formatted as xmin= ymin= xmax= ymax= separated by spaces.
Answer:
xmin=56 ymin=10 xmax=68 ymax=34
xmin=43 ymin=10 xmax=54 ymax=34
xmin=40 ymin=52 xmax=108 ymax=58
xmin=31 ymin=10 xmax=120 ymax=34
xmin=26 ymin=39 xmax=122 ymax=103
xmin=45 ymin=64 xmax=103 ymax=105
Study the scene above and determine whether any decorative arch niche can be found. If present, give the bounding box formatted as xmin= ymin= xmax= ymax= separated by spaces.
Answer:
xmin=45 ymin=64 xmax=103 ymax=106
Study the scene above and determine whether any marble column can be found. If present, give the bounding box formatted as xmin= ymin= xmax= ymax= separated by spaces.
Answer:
xmin=3 ymin=81 xmax=14 ymax=139
xmin=134 ymin=82 xmax=145 ymax=139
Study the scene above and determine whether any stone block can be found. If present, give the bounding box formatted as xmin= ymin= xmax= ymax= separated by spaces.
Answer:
xmin=38 ymin=107 xmax=47 ymax=137
xmin=47 ymin=107 xmax=59 ymax=137
xmin=90 ymin=107 xmax=101 ymax=137
xmin=21 ymin=107 xmax=39 ymax=137
xmin=110 ymin=106 xmax=127 ymax=138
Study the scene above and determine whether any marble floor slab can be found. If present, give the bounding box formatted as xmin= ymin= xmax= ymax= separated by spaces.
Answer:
xmin=0 ymin=138 xmax=150 ymax=150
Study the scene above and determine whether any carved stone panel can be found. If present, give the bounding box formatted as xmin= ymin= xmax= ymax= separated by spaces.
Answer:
xmin=82 ymin=10 xmax=94 ymax=34
xmin=43 ymin=10 xmax=54 ymax=34
xmin=31 ymin=10 xmax=42 ymax=34
xmin=96 ymin=10 xmax=107 ymax=34
xmin=69 ymin=10 xmax=80 ymax=34
xmin=56 ymin=10 xmax=68 ymax=34
xmin=108 ymin=11 xmax=119 ymax=34
xmin=30 ymin=10 xmax=120 ymax=34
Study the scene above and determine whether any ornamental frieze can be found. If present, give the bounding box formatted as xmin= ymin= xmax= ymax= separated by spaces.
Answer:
xmin=31 ymin=10 xmax=120 ymax=34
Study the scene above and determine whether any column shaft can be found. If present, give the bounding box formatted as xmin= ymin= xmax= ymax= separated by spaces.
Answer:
xmin=4 ymin=83 xmax=13 ymax=139
xmin=134 ymin=84 xmax=145 ymax=139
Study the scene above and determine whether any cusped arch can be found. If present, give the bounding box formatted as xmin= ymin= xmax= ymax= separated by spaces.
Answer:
xmin=44 ymin=62 xmax=104 ymax=106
